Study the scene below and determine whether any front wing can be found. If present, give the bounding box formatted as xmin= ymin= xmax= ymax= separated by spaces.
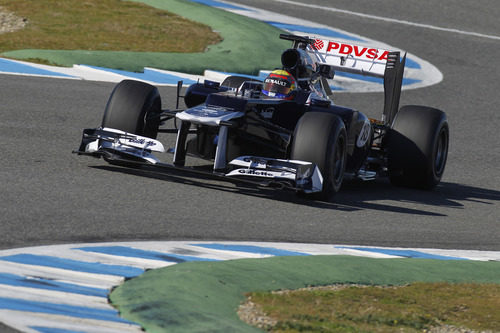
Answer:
xmin=73 ymin=128 xmax=323 ymax=194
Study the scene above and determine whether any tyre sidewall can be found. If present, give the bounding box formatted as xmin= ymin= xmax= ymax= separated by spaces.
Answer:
xmin=102 ymin=80 xmax=161 ymax=139
xmin=387 ymin=105 xmax=449 ymax=189
xmin=291 ymin=112 xmax=347 ymax=199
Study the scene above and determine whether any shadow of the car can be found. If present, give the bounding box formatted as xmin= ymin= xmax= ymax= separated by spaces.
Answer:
xmin=89 ymin=164 xmax=499 ymax=216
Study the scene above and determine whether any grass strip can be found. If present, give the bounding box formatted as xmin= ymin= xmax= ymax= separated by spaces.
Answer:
xmin=2 ymin=0 xmax=289 ymax=74
xmin=0 ymin=0 xmax=221 ymax=53
xmin=248 ymin=282 xmax=500 ymax=332
xmin=109 ymin=255 xmax=500 ymax=332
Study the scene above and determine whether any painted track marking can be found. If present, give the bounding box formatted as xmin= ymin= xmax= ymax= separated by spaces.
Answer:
xmin=0 ymin=241 xmax=499 ymax=332
xmin=268 ymin=0 xmax=500 ymax=41
xmin=0 ymin=0 xmax=443 ymax=92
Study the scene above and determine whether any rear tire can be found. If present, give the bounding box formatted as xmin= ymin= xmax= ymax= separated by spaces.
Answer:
xmin=102 ymin=80 xmax=161 ymax=139
xmin=386 ymin=105 xmax=449 ymax=189
xmin=291 ymin=112 xmax=347 ymax=200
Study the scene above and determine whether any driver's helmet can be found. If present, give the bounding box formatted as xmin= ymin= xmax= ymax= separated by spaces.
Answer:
xmin=262 ymin=70 xmax=297 ymax=100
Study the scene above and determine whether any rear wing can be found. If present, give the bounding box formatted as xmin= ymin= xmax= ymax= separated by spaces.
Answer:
xmin=307 ymin=38 xmax=390 ymax=78
xmin=280 ymin=34 xmax=405 ymax=124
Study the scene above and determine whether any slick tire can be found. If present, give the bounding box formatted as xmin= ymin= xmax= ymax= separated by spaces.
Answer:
xmin=291 ymin=112 xmax=347 ymax=200
xmin=386 ymin=105 xmax=449 ymax=189
xmin=102 ymin=80 xmax=161 ymax=139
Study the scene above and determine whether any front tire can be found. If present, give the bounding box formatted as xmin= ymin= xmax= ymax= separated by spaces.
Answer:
xmin=386 ymin=105 xmax=449 ymax=189
xmin=102 ymin=80 xmax=161 ymax=139
xmin=291 ymin=112 xmax=347 ymax=200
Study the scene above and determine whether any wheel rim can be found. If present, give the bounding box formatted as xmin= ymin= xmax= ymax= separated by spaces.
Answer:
xmin=434 ymin=127 xmax=448 ymax=176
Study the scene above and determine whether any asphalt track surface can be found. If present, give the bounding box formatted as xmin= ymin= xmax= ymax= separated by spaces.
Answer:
xmin=1 ymin=1 xmax=499 ymax=253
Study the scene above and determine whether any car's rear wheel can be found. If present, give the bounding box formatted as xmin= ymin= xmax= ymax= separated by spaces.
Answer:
xmin=102 ymin=80 xmax=161 ymax=139
xmin=291 ymin=112 xmax=347 ymax=200
xmin=386 ymin=105 xmax=449 ymax=189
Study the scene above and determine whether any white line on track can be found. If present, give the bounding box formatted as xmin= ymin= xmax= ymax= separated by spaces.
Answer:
xmin=269 ymin=0 xmax=500 ymax=41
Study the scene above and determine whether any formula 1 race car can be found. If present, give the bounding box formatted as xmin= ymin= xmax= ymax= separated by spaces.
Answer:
xmin=74 ymin=34 xmax=449 ymax=200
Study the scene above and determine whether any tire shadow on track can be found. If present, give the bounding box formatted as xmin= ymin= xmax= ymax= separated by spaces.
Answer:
xmin=339 ymin=180 xmax=499 ymax=204
xmin=86 ymin=164 xmax=498 ymax=217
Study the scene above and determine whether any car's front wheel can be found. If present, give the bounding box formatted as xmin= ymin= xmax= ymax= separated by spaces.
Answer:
xmin=101 ymin=79 xmax=161 ymax=139
xmin=291 ymin=112 xmax=347 ymax=200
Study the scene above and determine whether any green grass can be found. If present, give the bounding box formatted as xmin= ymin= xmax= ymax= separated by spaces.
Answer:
xmin=246 ymin=282 xmax=500 ymax=332
xmin=0 ymin=0 xmax=288 ymax=73
xmin=0 ymin=0 xmax=221 ymax=53
xmin=110 ymin=255 xmax=500 ymax=332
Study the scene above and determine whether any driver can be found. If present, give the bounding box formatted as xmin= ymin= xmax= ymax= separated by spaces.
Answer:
xmin=262 ymin=70 xmax=297 ymax=100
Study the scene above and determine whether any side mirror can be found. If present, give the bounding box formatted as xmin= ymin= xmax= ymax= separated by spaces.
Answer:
xmin=318 ymin=64 xmax=335 ymax=79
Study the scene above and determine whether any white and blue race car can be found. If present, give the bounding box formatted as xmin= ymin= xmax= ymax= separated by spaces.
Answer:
xmin=74 ymin=34 xmax=449 ymax=200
